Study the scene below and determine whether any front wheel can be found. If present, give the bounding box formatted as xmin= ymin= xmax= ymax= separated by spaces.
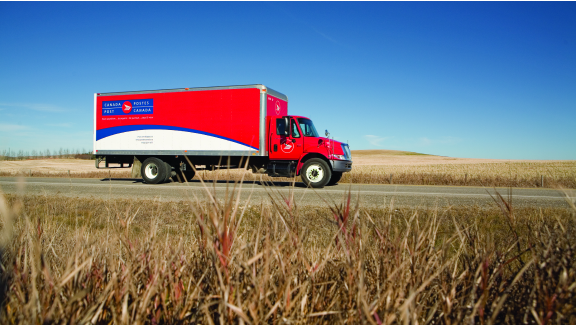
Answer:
xmin=327 ymin=171 xmax=343 ymax=186
xmin=141 ymin=157 xmax=168 ymax=184
xmin=301 ymin=158 xmax=332 ymax=188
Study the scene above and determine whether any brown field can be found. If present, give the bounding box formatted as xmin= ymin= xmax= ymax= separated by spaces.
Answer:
xmin=0 ymin=159 xmax=128 ymax=178
xmin=350 ymin=149 xmax=561 ymax=165
xmin=0 ymin=181 xmax=575 ymax=323
xmin=344 ymin=150 xmax=576 ymax=188
xmin=1 ymin=150 xmax=575 ymax=188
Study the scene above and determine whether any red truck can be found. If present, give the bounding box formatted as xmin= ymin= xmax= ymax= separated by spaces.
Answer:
xmin=94 ymin=84 xmax=352 ymax=188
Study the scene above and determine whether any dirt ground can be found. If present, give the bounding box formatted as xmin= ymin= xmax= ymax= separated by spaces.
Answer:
xmin=0 ymin=151 xmax=570 ymax=174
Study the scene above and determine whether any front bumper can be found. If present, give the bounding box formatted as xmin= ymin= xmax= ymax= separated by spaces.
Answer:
xmin=330 ymin=159 xmax=353 ymax=172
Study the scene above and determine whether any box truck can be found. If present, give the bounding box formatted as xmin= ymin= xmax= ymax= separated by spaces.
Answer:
xmin=94 ymin=84 xmax=352 ymax=188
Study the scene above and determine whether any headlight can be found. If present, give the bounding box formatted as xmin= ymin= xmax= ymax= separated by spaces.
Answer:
xmin=330 ymin=154 xmax=346 ymax=160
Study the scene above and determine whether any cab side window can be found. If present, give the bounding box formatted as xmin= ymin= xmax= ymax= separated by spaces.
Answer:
xmin=291 ymin=119 xmax=301 ymax=138
xmin=276 ymin=119 xmax=287 ymax=135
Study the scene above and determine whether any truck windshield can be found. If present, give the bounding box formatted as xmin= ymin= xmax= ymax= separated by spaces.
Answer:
xmin=297 ymin=118 xmax=319 ymax=137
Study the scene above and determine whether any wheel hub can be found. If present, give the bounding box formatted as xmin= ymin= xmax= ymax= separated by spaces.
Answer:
xmin=306 ymin=164 xmax=324 ymax=183
xmin=145 ymin=163 xmax=159 ymax=179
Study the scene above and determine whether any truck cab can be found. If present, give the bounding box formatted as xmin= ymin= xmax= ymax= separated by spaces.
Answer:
xmin=266 ymin=115 xmax=352 ymax=188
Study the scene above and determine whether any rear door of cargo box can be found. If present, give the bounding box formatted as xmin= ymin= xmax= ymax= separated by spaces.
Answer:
xmin=94 ymin=88 xmax=262 ymax=155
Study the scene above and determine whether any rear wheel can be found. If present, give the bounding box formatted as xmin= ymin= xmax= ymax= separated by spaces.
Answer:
xmin=327 ymin=171 xmax=343 ymax=186
xmin=164 ymin=162 xmax=173 ymax=183
xmin=141 ymin=157 xmax=168 ymax=184
xmin=301 ymin=158 xmax=332 ymax=188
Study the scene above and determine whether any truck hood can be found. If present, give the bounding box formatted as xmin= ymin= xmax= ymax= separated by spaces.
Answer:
xmin=303 ymin=137 xmax=350 ymax=159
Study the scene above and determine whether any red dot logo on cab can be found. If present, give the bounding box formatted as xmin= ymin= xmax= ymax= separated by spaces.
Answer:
xmin=280 ymin=140 xmax=294 ymax=153
xmin=122 ymin=101 xmax=132 ymax=114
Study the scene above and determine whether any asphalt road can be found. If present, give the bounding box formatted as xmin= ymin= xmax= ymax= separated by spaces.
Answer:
xmin=0 ymin=177 xmax=574 ymax=209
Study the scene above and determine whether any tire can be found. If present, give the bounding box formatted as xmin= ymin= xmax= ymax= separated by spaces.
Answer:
xmin=327 ymin=171 xmax=343 ymax=186
xmin=164 ymin=162 xmax=173 ymax=183
xmin=141 ymin=157 xmax=168 ymax=184
xmin=301 ymin=158 xmax=332 ymax=188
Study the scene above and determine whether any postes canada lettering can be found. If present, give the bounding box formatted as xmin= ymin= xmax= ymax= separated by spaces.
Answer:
xmin=102 ymin=108 xmax=151 ymax=114
xmin=132 ymin=108 xmax=152 ymax=113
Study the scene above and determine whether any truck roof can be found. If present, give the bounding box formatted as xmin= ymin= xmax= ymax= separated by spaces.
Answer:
xmin=97 ymin=84 xmax=288 ymax=102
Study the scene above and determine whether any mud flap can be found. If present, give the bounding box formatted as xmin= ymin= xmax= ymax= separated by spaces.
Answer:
xmin=131 ymin=156 xmax=142 ymax=178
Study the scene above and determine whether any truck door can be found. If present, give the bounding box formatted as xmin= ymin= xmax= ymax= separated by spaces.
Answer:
xmin=269 ymin=116 xmax=303 ymax=160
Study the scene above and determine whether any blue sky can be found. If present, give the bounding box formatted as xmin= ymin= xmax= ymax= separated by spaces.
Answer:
xmin=0 ymin=2 xmax=574 ymax=159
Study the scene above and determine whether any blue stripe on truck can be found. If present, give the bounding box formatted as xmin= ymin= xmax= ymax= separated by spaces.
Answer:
xmin=96 ymin=125 xmax=259 ymax=150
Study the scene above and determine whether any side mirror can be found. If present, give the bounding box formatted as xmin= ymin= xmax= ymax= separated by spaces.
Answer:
xmin=277 ymin=117 xmax=290 ymax=136
xmin=284 ymin=117 xmax=290 ymax=136
xmin=325 ymin=130 xmax=330 ymax=137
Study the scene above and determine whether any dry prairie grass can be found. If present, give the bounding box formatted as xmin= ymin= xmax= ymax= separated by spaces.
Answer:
xmin=350 ymin=150 xmax=562 ymax=166
xmin=0 ymin=178 xmax=575 ymax=324
xmin=0 ymin=159 xmax=130 ymax=179
xmin=346 ymin=150 xmax=576 ymax=188
xmin=342 ymin=161 xmax=576 ymax=188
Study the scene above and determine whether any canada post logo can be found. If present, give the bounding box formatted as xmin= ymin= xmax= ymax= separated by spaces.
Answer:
xmin=102 ymin=99 xmax=154 ymax=116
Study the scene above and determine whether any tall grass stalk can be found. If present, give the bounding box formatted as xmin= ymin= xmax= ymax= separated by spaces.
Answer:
xmin=0 ymin=181 xmax=575 ymax=323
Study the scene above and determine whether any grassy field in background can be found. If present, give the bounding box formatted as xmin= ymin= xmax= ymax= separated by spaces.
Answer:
xmin=342 ymin=161 xmax=576 ymax=188
xmin=0 ymin=182 xmax=575 ymax=323
xmin=0 ymin=150 xmax=575 ymax=188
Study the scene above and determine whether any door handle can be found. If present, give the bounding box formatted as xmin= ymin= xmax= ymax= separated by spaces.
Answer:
xmin=274 ymin=144 xmax=278 ymax=152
